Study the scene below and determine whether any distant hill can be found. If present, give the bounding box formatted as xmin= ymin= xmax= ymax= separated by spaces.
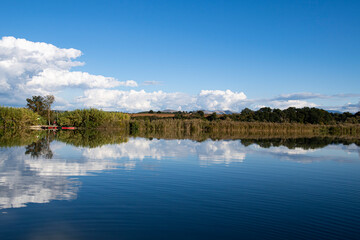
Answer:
xmin=326 ymin=110 xmax=343 ymax=114
xmin=203 ymin=110 xmax=235 ymax=115
xmin=162 ymin=109 xmax=178 ymax=113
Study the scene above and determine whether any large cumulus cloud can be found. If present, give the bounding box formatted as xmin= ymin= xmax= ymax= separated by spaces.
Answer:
xmin=0 ymin=36 xmax=137 ymax=105
xmin=78 ymin=89 xmax=249 ymax=112
xmin=1 ymin=36 xmax=358 ymax=112
xmin=28 ymin=69 xmax=137 ymax=89
xmin=0 ymin=36 xmax=251 ymax=111
xmin=197 ymin=90 xmax=247 ymax=110
xmin=78 ymin=89 xmax=194 ymax=111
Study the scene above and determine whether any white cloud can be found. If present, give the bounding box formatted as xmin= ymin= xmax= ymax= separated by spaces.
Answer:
xmin=274 ymin=92 xmax=326 ymax=100
xmin=0 ymin=36 xmax=137 ymax=106
xmin=0 ymin=36 xmax=82 ymax=88
xmin=266 ymin=100 xmax=317 ymax=109
xmin=339 ymin=102 xmax=360 ymax=113
xmin=27 ymin=69 xmax=137 ymax=89
xmin=274 ymin=92 xmax=360 ymax=101
xmin=1 ymin=36 xmax=357 ymax=112
xmin=196 ymin=90 xmax=247 ymax=111
xmin=78 ymin=89 xmax=194 ymax=111
xmin=143 ymin=81 xmax=161 ymax=85
xmin=78 ymin=89 xmax=248 ymax=112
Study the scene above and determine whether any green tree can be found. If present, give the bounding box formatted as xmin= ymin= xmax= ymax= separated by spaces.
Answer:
xmin=26 ymin=95 xmax=55 ymax=125
xmin=44 ymin=95 xmax=55 ymax=125
xmin=26 ymin=96 xmax=45 ymax=114
xmin=240 ymin=108 xmax=254 ymax=121
xmin=207 ymin=112 xmax=217 ymax=121
xmin=192 ymin=110 xmax=205 ymax=119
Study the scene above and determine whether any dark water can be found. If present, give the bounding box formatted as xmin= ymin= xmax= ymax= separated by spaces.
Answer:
xmin=0 ymin=133 xmax=359 ymax=239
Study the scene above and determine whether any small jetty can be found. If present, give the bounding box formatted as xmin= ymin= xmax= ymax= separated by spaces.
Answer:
xmin=29 ymin=125 xmax=76 ymax=130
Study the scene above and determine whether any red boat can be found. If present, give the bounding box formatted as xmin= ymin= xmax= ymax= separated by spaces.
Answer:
xmin=62 ymin=127 xmax=76 ymax=130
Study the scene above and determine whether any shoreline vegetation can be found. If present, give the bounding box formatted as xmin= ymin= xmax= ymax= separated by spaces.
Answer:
xmin=0 ymin=106 xmax=359 ymax=137
xmin=0 ymin=128 xmax=359 ymax=150
xmin=127 ymin=119 xmax=360 ymax=137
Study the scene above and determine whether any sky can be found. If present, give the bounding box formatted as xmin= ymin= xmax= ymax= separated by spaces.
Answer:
xmin=0 ymin=0 xmax=359 ymax=112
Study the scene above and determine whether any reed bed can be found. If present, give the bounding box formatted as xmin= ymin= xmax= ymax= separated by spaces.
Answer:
xmin=128 ymin=119 xmax=360 ymax=138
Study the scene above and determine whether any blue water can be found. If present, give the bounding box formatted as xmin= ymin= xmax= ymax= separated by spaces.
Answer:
xmin=0 ymin=137 xmax=359 ymax=239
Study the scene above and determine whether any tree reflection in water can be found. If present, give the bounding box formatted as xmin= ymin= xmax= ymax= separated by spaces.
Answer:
xmin=25 ymin=131 xmax=55 ymax=159
xmin=0 ymin=129 xmax=359 ymax=211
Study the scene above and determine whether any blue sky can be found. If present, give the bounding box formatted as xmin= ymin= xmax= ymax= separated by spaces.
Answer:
xmin=0 ymin=0 xmax=359 ymax=112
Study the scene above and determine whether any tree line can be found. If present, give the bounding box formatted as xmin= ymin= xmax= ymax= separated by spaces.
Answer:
xmin=167 ymin=107 xmax=360 ymax=124
xmin=229 ymin=107 xmax=360 ymax=124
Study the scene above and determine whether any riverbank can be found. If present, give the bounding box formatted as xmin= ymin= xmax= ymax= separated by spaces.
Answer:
xmin=16 ymin=119 xmax=360 ymax=138
xmin=1 ymin=127 xmax=359 ymax=149
xmin=128 ymin=119 xmax=360 ymax=137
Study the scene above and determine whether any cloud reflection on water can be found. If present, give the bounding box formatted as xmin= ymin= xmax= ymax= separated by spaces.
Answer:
xmin=83 ymin=138 xmax=359 ymax=166
xmin=0 ymin=147 xmax=79 ymax=209
xmin=82 ymin=139 xmax=248 ymax=168
xmin=0 ymin=138 xmax=359 ymax=209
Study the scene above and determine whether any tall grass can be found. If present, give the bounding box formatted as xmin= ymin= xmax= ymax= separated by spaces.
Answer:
xmin=128 ymin=119 xmax=360 ymax=138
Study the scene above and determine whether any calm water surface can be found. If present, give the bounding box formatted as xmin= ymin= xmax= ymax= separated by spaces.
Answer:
xmin=0 ymin=133 xmax=359 ymax=239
